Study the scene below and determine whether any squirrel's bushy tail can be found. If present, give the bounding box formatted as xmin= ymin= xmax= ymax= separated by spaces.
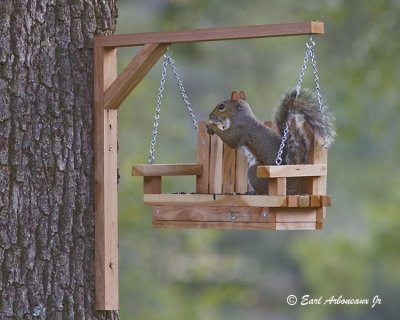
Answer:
xmin=274 ymin=88 xmax=336 ymax=148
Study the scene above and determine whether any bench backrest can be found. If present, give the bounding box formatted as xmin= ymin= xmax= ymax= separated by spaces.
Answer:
xmin=195 ymin=121 xmax=327 ymax=196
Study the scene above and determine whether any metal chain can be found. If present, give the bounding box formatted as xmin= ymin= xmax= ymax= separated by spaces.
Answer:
xmin=166 ymin=55 xmax=199 ymax=131
xmin=148 ymin=55 xmax=169 ymax=164
xmin=308 ymin=37 xmax=323 ymax=113
xmin=148 ymin=51 xmax=199 ymax=164
xmin=308 ymin=36 xmax=331 ymax=148
xmin=275 ymin=115 xmax=293 ymax=165
xmin=295 ymin=42 xmax=311 ymax=95
xmin=275 ymin=35 xmax=327 ymax=165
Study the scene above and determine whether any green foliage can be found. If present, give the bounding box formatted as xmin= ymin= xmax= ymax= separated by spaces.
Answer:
xmin=116 ymin=0 xmax=400 ymax=319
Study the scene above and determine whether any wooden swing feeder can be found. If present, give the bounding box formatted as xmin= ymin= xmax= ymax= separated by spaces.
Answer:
xmin=94 ymin=21 xmax=327 ymax=310
xmin=132 ymin=120 xmax=330 ymax=230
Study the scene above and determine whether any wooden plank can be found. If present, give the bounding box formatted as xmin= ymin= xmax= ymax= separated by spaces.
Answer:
xmin=306 ymin=138 xmax=328 ymax=195
xmin=276 ymin=222 xmax=317 ymax=230
xmin=132 ymin=163 xmax=202 ymax=176
xmin=269 ymin=178 xmax=287 ymax=195
xmin=153 ymin=220 xmax=277 ymax=230
xmin=306 ymin=136 xmax=328 ymax=220
xmin=209 ymin=135 xmax=223 ymax=193
xmin=196 ymin=121 xmax=211 ymax=193
xmin=321 ymin=195 xmax=331 ymax=207
xmin=94 ymin=47 xmax=119 ymax=310
xmin=287 ymin=196 xmax=298 ymax=207
xmin=222 ymin=145 xmax=236 ymax=193
xmin=144 ymin=194 xmax=287 ymax=207
xmin=153 ymin=206 xmax=272 ymax=223
xmin=143 ymin=176 xmax=161 ymax=194
xmin=104 ymin=43 xmax=168 ymax=109
xmin=94 ymin=21 xmax=324 ymax=48
xmin=257 ymin=164 xmax=327 ymax=178
xmin=276 ymin=209 xmax=316 ymax=222
xmin=268 ymin=177 xmax=286 ymax=228
xmin=298 ymin=195 xmax=310 ymax=207
xmin=235 ymin=148 xmax=249 ymax=193
xmin=316 ymin=208 xmax=324 ymax=230
xmin=310 ymin=195 xmax=321 ymax=207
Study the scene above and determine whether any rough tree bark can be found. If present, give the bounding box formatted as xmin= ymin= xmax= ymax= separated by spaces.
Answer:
xmin=0 ymin=0 xmax=118 ymax=319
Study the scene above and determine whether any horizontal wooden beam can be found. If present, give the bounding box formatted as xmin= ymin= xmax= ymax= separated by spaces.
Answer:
xmin=144 ymin=194 xmax=287 ymax=207
xmin=132 ymin=163 xmax=203 ymax=176
xmin=153 ymin=220 xmax=277 ymax=230
xmin=153 ymin=221 xmax=317 ymax=230
xmin=152 ymin=206 xmax=274 ymax=223
xmin=276 ymin=222 xmax=317 ymax=230
xmin=144 ymin=194 xmax=331 ymax=208
xmin=94 ymin=21 xmax=324 ymax=48
xmin=257 ymin=164 xmax=327 ymax=178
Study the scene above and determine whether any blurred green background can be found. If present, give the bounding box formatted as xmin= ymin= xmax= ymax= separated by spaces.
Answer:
xmin=115 ymin=1 xmax=400 ymax=319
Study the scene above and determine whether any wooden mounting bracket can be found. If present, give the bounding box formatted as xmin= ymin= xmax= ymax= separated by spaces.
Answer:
xmin=93 ymin=21 xmax=324 ymax=311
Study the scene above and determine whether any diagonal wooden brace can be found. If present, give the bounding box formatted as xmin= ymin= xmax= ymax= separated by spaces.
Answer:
xmin=104 ymin=43 xmax=168 ymax=110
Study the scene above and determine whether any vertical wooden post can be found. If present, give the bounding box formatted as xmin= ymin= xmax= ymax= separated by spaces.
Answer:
xmin=94 ymin=46 xmax=119 ymax=310
xmin=196 ymin=121 xmax=210 ymax=193
xmin=306 ymin=136 xmax=328 ymax=229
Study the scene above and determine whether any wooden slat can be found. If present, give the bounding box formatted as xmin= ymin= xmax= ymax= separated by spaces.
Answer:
xmin=153 ymin=220 xmax=277 ymax=230
xmin=152 ymin=206 xmax=273 ymax=223
xmin=257 ymin=164 xmax=327 ymax=178
xmin=144 ymin=176 xmax=161 ymax=194
xmin=298 ymin=195 xmax=310 ymax=207
xmin=268 ymin=176 xmax=286 ymax=228
xmin=94 ymin=47 xmax=119 ymax=310
xmin=209 ymin=135 xmax=223 ymax=193
xmin=321 ymin=195 xmax=331 ymax=207
xmin=310 ymin=195 xmax=321 ymax=207
xmin=276 ymin=222 xmax=317 ymax=230
xmin=287 ymin=196 xmax=298 ymax=207
xmin=222 ymin=145 xmax=236 ymax=193
xmin=276 ymin=209 xmax=317 ymax=222
xmin=132 ymin=163 xmax=202 ymax=176
xmin=306 ymin=138 xmax=328 ymax=195
xmin=144 ymin=194 xmax=287 ymax=207
xmin=94 ymin=21 xmax=324 ymax=48
xmin=104 ymin=43 xmax=168 ymax=109
xmin=269 ymin=178 xmax=287 ymax=195
xmin=144 ymin=194 xmax=328 ymax=208
xmin=306 ymin=136 xmax=328 ymax=225
xmin=196 ymin=122 xmax=211 ymax=193
xmin=316 ymin=208 xmax=324 ymax=230
xmin=235 ymin=148 xmax=249 ymax=193
xmin=153 ymin=220 xmax=317 ymax=230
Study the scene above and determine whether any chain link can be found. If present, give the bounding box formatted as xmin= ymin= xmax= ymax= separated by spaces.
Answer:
xmin=148 ymin=51 xmax=199 ymax=164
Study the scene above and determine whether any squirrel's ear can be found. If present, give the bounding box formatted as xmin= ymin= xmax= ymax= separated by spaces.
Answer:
xmin=231 ymin=91 xmax=239 ymax=102
xmin=239 ymin=91 xmax=246 ymax=100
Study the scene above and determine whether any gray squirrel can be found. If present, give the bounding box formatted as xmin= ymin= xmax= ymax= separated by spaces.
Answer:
xmin=206 ymin=89 xmax=335 ymax=194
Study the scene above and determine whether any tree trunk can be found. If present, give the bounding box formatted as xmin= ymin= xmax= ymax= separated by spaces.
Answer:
xmin=0 ymin=0 xmax=118 ymax=318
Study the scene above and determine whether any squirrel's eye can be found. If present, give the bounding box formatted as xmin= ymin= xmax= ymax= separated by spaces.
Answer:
xmin=217 ymin=104 xmax=225 ymax=111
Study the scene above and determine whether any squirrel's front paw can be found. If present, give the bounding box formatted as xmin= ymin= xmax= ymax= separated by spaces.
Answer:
xmin=206 ymin=122 xmax=218 ymax=135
